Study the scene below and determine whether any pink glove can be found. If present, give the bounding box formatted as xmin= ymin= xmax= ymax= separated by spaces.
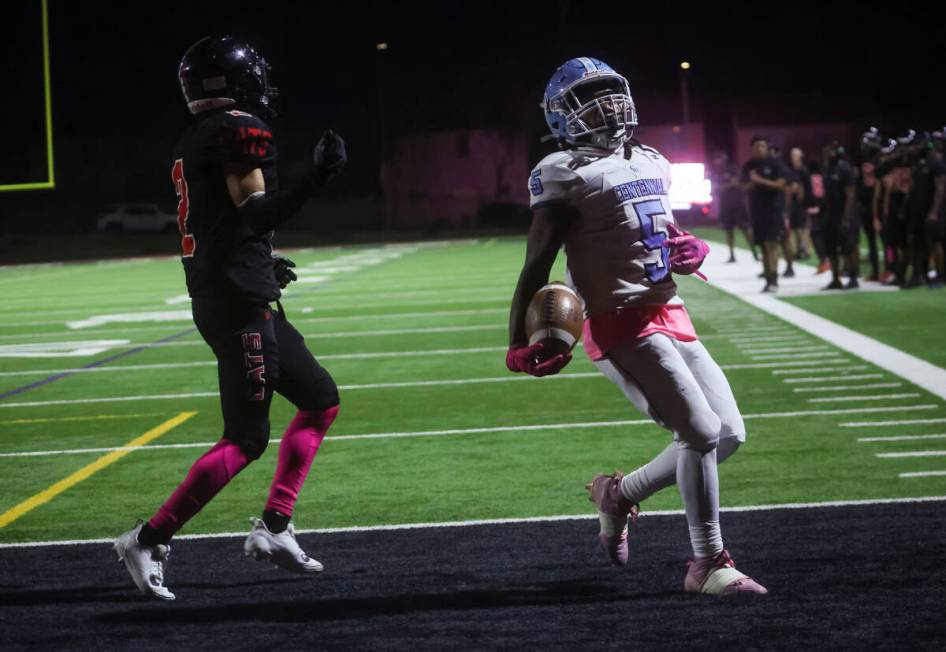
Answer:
xmin=664 ymin=223 xmax=710 ymax=276
xmin=506 ymin=341 xmax=572 ymax=377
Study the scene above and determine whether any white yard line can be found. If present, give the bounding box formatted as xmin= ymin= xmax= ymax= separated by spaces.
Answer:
xmin=0 ymin=372 xmax=608 ymax=408
xmin=0 ymin=345 xmax=510 ymax=368
xmin=807 ymin=393 xmax=920 ymax=403
xmin=0 ymin=361 xmax=216 ymax=378
xmin=0 ymin=306 xmax=508 ymax=333
xmin=718 ymin=359 xmax=846 ymax=370
xmin=2 ymin=495 xmax=944 ymax=549
xmin=751 ymin=351 xmax=845 ymax=360
xmin=784 ymin=374 xmax=883 ymax=383
xmin=306 ymin=325 xmax=504 ymax=339
xmin=336 ymin=373 xmax=601 ymax=391
xmin=2 ymin=324 xmax=504 ymax=353
xmin=319 ymin=346 xmax=508 ymax=361
xmin=772 ymin=366 xmax=869 ymax=375
xmin=841 ymin=418 xmax=946 ymax=428
xmin=0 ymin=307 xmax=511 ymax=340
xmin=857 ymin=434 xmax=946 ymax=443
xmin=293 ymin=307 xmax=507 ymax=324
xmin=876 ymin=450 xmax=946 ymax=458
xmin=900 ymin=471 xmax=946 ymax=478
xmin=709 ymin=328 xmax=794 ymax=337
xmin=739 ymin=345 xmax=829 ymax=355
xmin=0 ymin=293 xmax=508 ymax=320
xmin=0 ymin=351 xmax=857 ymax=379
xmin=729 ymin=336 xmax=804 ymax=353
xmin=1 ymin=405 xmax=939 ymax=457
xmin=792 ymin=383 xmax=903 ymax=393
xmin=726 ymin=335 xmax=808 ymax=343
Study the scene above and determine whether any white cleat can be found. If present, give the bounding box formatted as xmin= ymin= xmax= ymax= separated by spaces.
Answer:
xmin=244 ymin=517 xmax=323 ymax=574
xmin=114 ymin=521 xmax=176 ymax=601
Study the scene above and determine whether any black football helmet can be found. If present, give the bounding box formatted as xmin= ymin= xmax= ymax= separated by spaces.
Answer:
xmin=860 ymin=127 xmax=882 ymax=153
xmin=178 ymin=36 xmax=278 ymax=116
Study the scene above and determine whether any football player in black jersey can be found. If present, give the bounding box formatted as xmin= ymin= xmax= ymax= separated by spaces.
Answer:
xmin=905 ymin=132 xmax=946 ymax=288
xmin=820 ymin=142 xmax=858 ymax=290
xmin=741 ymin=137 xmax=787 ymax=292
xmin=114 ymin=36 xmax=346 ymax=600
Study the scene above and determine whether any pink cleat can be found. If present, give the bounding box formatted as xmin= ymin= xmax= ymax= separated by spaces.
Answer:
xmin=684 ymin=549 xmax=768 ymax=595
xmin=586 ymin=471 xmax=639 ymax=566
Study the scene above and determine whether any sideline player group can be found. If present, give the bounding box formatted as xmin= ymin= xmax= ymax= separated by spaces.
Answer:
xmin=115 ymin=40 xmax=765 ymax=601
xmin=710 ymin=128 xmax=946 ymax=293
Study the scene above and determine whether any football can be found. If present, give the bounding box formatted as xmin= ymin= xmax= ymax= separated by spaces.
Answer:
xmin=525 ymin=282 xmax=584 ymax=354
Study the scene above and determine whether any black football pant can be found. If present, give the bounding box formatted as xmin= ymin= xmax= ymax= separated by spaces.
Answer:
xmin=192 ymin=296 xmax=339 ymax=459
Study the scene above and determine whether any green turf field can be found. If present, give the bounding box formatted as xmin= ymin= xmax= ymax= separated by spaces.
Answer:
xmin=783 ymin=291 xmax=946 ymax=369
xmin=1 ymin=238 xmax=944 ymax=544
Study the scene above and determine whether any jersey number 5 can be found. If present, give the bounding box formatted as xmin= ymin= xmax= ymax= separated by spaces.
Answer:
xmin=632 ymin=198 xmax=671 ymax=283
xmin=171 ymin=158 xmax=195 ymax=257
xmin=529 ymin=170 xmax=544 ymax=196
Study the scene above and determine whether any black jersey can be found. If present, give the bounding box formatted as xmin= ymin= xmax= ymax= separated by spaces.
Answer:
xmin=171 ymin=108 xmax=281 ymax=302
xmin=741 ymin=157 xmax=784 ymax=218
xmin=909 ymin=155 xmax=946 ymax=221
xmin=822 ymin=159 xmax=855 ymax=222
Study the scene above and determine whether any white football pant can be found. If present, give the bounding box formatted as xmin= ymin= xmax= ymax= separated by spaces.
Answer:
xmin=593 ymin=333 xmax=746 ymax=558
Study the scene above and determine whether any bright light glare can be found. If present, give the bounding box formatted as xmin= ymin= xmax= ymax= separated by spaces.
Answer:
xmin=669 ymin=163 xmax=712 ymax=210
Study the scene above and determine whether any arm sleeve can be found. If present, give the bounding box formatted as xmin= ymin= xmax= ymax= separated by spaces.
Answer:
xmin=236 ymin=180 xmax=318 ymax=234
xmin=528 ymin=159 xmax=582 ymax=211
xmin=218 ymin=111 xmax=318 ymax=234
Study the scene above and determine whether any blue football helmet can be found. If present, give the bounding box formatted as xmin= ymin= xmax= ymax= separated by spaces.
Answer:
xmin=541 ymin=57 xmax=638 ymax=150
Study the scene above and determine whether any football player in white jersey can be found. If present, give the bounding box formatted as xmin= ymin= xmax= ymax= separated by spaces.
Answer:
xmin=506 ymin=57 xmax=766 ymax=595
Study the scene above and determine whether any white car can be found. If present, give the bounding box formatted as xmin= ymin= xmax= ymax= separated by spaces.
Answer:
xmin=96 ymin=203 xmax=178 ymax=233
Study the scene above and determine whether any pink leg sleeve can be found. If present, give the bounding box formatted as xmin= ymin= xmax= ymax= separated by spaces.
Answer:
xmin=265 ymin=406 xmax=339 ymax=516
xmin=147 ymin=439 xmax=251 ymax=540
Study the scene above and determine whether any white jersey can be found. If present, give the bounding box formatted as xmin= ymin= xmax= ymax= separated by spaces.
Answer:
xmin=528 ymin=144 xmax=681 ymax=315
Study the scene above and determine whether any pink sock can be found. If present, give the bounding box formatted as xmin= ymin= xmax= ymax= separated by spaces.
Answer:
xmin=148 ymin=438 xmax=250 ymax=540
xmin=265 ymin=406 xmax=339 ymax=516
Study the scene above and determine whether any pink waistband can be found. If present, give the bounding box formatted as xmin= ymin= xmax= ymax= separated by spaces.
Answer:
xmin=582 ymin=304 xmax=698 ymax=361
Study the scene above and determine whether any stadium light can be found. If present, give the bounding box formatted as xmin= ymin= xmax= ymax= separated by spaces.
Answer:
xmin=680 ymin=61 xmax=691 ymax=70
xmin=376 ymin=42 xmax=389 ymax=51
xmin=668 ymin=163 xmax=712 ymax=211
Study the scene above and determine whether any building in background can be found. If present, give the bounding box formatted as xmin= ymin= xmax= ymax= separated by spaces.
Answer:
xmin=380 ymin=129 xmax=529 ymax=229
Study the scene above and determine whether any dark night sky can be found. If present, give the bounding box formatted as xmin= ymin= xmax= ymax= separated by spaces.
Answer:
xmin=5 ymin=0 xmax=946 ymax=186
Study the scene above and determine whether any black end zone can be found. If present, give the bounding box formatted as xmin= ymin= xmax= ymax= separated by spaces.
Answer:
xmin=1 ymin=501 xmax=945 ymax=649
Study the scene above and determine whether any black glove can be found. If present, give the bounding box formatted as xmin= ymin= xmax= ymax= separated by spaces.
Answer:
xmin=313 ymin=129 xmax=347 ymax=184
xmin=272 ymin=254 xmax=297 ymax=289
xmin=238 ymin=131 xmax=346 ymax=234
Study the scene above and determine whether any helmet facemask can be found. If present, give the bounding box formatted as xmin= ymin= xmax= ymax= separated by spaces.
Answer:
xmin=551 ymin=75 xmax=638 ymax=150
xmin=252 ymin=56 xmax=279 ymax=116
